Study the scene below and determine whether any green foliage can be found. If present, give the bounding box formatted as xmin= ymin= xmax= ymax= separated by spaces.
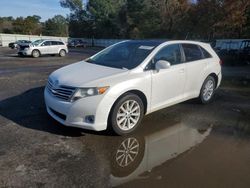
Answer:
xmin=0 ymin=15 xmax=42 ymax=35
xmin=0 ymin=17 xmax=14 ymax=33
xmin=61 ymin=0 xmax=250 ymax=39
xmin=0 ymin=15 xmax=68 ymax=37
xmin=13 ymin=15 xmax=42 ymax=35
xmin=43 ymin=15 xmax=68 ymax=37
xmin=1 ymin=0 xmax=250 ymax=39
xmin=60 ymin=0 xmax=84 ymax=12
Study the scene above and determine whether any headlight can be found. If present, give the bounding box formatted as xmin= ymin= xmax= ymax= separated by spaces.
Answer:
xmin=71 ymin=87 xmax=109 ymax=102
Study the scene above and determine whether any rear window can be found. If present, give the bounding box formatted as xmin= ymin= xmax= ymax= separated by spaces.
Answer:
xmin=182 ymin=44 xmax=203 ymax=62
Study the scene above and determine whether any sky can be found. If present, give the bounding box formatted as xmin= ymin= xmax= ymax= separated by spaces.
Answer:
xmin=0 ymin=0 xmax=71 ymax=21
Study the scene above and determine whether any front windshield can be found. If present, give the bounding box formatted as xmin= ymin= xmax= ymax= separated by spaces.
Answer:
xmin=32 ymin=39 xmax=44 ymax=46
xmin=86 ymin=41 xmax=161 ymax=69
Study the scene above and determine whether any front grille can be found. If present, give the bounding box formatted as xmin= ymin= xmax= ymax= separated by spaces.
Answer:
xmin=19 ymin=45 xmax=29 ymax=50
xmin=46 ymin=78 xmax=76 ymax=101
xmin=20 ymin=46 xmax=26 ymax=50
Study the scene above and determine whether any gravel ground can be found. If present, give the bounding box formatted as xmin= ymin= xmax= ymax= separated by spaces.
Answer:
xmin=0 ymin=47 xmax=250 ymax=188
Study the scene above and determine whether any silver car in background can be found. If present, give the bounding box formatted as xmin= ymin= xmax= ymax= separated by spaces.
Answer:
xmin=18 ymin=39 xmax=68 ymax=58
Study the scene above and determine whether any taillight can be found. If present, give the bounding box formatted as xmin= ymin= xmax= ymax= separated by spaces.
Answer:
xmin=219 ymin=59 xmax=223 ymax=65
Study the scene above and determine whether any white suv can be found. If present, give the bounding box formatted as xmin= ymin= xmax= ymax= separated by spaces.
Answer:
xmin=44 ymin=40 xmax=222 ymax=135
xmin=18 ymin=39 xmax=68 ymax=58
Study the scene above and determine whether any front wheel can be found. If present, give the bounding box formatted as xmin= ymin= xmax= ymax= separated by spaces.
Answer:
xmin=32 ymin=50 xmax=40 ymax=58
xmin=59 ymin=50 xmax=66 ymax=57
xmin=199 ymin=76 xmax=216 ymax=104
xmin=109 ymin=94 xmax=144 ymax=135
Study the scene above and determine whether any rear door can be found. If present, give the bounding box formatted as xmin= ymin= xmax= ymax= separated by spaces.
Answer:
xmin=51 ymin=41 xmax=60 ymax=54
xmin=181 ymin=44 xmax=210 ymax=98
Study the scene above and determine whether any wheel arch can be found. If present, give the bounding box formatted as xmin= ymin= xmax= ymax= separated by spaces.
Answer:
xmin=207 ymin=73 xmax=218 ymax=88
xmin=59 ymin=48 xmax=66 ymax=53
xmin=107 ymin=89 xmax=148 ymax=134
xmin=200 ymin=73 xmax=218 ymax=91
xmin=109 ymin=89 xmax=148 ymax=118
xmin=126 ymin=90 xmax=148 ymax=114
xmin=32 ymin=49 xmax=40 ymax=54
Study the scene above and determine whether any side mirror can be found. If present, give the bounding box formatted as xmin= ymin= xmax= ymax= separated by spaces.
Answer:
xmin=155 ymin=60 xmax=171 ymax=71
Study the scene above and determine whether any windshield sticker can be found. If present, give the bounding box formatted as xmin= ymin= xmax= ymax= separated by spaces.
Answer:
xmin=139 ymin=46 xmax=154 ymax=50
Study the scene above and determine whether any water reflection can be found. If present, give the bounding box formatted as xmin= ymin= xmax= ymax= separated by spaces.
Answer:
xmin=108 ymin=121 xmax=212 ymax=187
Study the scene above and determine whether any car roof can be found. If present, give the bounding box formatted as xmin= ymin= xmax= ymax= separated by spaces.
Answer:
xmin=126 ymin=39 xmax=212 ymax=45
xmin=42 ymin=39 xmax=64 ymax=43
xmin=126 ymin=40 xmax=167 ymax=46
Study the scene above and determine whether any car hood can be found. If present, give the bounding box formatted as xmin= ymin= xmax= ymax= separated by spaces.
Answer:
xmin=49 ymin=61 xmax=128 ymax=87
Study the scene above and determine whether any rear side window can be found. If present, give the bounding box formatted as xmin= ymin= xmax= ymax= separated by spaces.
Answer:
xmin=154 ymin=44 xmax=182 ymax=66
xmin=51 ymin=41 xmax=58 ymax=45
xmin=182 ymin=44 xmax=203 ymax=62
xmin=51 ymin=41 xmax=64 ymax=45
xmin=200 ymin=47 xmax=212 ymax=58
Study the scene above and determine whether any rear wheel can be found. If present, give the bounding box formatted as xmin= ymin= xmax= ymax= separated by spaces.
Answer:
xmin=59 ymin=50 xmax=66 ymax=57
xmin=32 ymin=50 xmax=40 ymax=58
xmin=109 ymin=94 xmax=144 ymax=135
xmin=199 ymin=76 xmax=216 ymax=104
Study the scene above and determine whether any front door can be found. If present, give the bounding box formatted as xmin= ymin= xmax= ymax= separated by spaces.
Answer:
xmin=150 ymin=44 xmax=186 ymax=112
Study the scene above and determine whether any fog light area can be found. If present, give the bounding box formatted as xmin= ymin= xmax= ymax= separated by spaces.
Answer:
xmin=85 ymin=115 xmax=95 ymax=124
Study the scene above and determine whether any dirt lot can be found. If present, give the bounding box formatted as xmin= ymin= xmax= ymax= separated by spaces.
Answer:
xmin=0 ymin=47 xmax=250 ymax=188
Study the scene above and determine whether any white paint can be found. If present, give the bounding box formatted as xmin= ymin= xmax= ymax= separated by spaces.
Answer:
xmin=44 ymin=40 xmax=222 ymax=132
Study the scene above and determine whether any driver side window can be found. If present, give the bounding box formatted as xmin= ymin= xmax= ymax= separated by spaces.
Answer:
xmin=154 ymin=44 xmax=182 ymax=66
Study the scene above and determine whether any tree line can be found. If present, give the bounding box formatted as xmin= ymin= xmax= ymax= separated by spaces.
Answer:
xmin=0 ymin=15 xmax=68 ymax=37
xmin=1 ymin=0 xmax=250 ymax=40
xmin=61 ymin=0 xmax=250 ymax=40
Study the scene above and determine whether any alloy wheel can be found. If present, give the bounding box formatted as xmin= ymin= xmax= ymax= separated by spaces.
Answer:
xmin=115 ymin=137 xmax=139 ymax=167
xmin=203 ymin=79 xmax=214 ymax=101
xmin=33 ymin=50 xmax=39 ymax=58
xmin=116 ymin=100 xmax=141 ymax=131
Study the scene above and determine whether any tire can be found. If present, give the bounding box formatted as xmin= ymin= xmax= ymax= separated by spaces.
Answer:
xmin=109 ymin=93 xmax=144 ymax=135
xmin=32 ymin=50 xmax=40 ymax=58
xmin=199 ymin=76 xmax=216 ymax=104
xmin=59 ymin=49 xmax=66 ymax=57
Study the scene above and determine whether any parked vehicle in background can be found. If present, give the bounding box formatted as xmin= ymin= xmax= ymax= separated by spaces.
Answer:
xmin=45 ymin=40 xmax=222 ymax=135
xmin=8 ymin=40 xmax=31 ymax=49
xmin=18 ymin=39 xmax=68 ymax=58
xmin=215 ymin=41 xmax=240 ymax=65
xmin=68 ymin=39 xmax=87 ymax=48
xmin=238 ymin=40 xmax=250 ymax=65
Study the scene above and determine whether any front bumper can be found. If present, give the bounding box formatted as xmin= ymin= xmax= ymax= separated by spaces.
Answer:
xmin=18 ymin=49 xmax=32 ymax=56
xmin=44 ymin=88 xmax=112 ymax=131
